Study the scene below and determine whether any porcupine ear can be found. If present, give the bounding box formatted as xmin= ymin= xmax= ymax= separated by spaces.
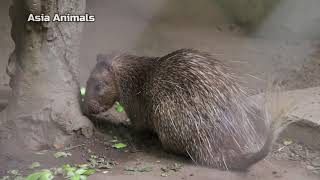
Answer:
xmin=96 ymin=53 xmax=113 ymax=68
xmin=96 ymin=53 xmax=107 ymax=63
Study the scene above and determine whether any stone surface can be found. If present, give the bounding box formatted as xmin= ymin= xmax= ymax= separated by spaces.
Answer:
xmin=311 ymin=158 xmax=320 ymax=167
xmin=251 ymin=86 xmax=320 ymax=149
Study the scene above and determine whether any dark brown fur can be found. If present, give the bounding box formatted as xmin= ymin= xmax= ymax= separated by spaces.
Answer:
xmin=83 ymin=49 xmax=294 ymax=170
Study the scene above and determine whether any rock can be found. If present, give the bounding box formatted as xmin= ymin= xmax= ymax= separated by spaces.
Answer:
xmin=306 ymin=165 xmax=316 ymax=170
xmin=311 ymin=157 xmax=320 ymax=167
xmin=250 ymin=87 xmax=320 ymax=150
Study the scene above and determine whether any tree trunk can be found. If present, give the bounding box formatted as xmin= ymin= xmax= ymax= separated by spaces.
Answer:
xmin=0 ymin=0 xmax=93 ymax=150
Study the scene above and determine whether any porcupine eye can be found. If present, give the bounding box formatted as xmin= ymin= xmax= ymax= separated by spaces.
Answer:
xmin=95 ymin=81 xmax=109 ymax=96
xmin=95 ymin=83 xmax=103 ymax=91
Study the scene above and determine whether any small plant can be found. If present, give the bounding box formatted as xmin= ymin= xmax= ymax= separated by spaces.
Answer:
xmin=115 ymin=101 xmax=124 ymax=113
xmin=25 ymin=169 xmax=54 ymax=180
xmin=80 ymin=87 xmax=86 ymax=96
xmin=4 ymin=163 xmax=97 ymax=180
xmin=112 ymin=143 xmax=127 ymax=149
xmin=62 ymin=164 xmax=96 ymax=180
xmin=80 ymin=87 xmax=86 ymax=102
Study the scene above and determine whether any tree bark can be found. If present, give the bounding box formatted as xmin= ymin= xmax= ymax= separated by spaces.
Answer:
xmin=0 ymin=0 xmax=93 ymax=150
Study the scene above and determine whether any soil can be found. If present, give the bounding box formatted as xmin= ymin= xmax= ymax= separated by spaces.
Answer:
xmin=0 ymin=124 xmax=319 ymax=180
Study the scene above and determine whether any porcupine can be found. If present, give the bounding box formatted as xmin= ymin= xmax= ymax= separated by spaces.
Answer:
xmin=82 ymin=49 xmax=295 ymax=170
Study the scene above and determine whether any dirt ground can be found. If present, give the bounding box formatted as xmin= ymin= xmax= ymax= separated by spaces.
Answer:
xmin=0 ymin=124 xmax=320 ymax=180
xmin=1 ymin=0 xmax=320 ymax=180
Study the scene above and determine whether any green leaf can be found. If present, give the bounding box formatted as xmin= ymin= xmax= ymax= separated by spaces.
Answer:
xmin=29 ymin=162 xmax=41 ymax=169
xmin=80 ymin=87 xmax=86 ymax=96
xmin=38 ymin=171 xmax=53 ymax=180
xmin=61 ymin=164 xmax=96 ymax=180
xmin=63 ymin=164 xmax=71 ymax=171
xmin=25 ymin=170 xmax=53 ymax=180
xmin=82 ymin=169 xmax=96 ymax=176
xmin=67 ymin=172 xmax=76 ymax=178
xmin=63 ymin=164 xmax=77 ymax=173
xmin=70 ymin=174 xmax=81 ymax=180
xmin=112 ymin=143 xmax=127 ymax=149
xmin=115 ymin=102 xmax=124 ymax=113
xmin=75 ymin=168 xmax=87 ymax=175
xmin=54 ymin=151 xmax=72 ymax=158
